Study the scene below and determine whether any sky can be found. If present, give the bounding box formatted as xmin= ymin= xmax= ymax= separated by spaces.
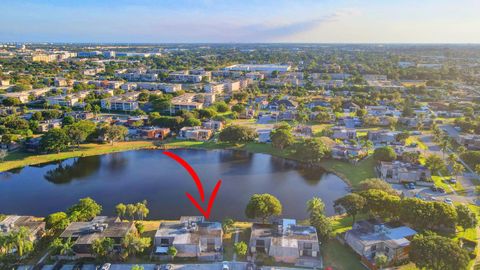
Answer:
xmin=1 ymin=0 xmax=480 ymax=43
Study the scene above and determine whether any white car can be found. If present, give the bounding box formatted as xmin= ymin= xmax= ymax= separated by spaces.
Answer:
xmin=222 ymin=261 xmax=230 ymax=270
xmin=444 ymin=198 xmax=453 ymax=205
xmin=100 ymin=264 xmax=111 ymax=270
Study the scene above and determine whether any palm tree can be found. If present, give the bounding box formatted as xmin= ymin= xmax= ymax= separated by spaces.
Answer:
xmin=60 ymin=238 xmax=75 ymax=256
xmin=447 ymin=153 xmax=457 ymax=167
xmin=453 ymin=162 xmax=465 ymax=181
xmin=12 ymin=227 xmax=34 ymax=257
xmin=439 ymin=138 xmax=451 ymax=159
xmin=306 ymin=197 xmax=325 ymax=216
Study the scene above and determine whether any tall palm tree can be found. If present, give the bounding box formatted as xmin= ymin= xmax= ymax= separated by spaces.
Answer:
xmin=439 ymin=138 xmax=451 ymax=159
xmin=453 ymin=162 xmax=465 ymax=180
xmin=12 ymin=227 xmax=33 ymax=257
xmin=60 ymin=238 xmax=75 ymax=256
xmin=447 ymin=153 xmax=457 ymax=167
xmin=306 ymin=197 xmax=325 ymax=216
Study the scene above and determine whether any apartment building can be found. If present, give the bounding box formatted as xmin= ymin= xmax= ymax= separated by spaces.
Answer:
xmin=101 ymin=93 xmax=139 ymax=111
xmin=170 ymin=93 xmax=206 ymax=114
xmin=154 ymin=216 xmax=223 ymax=261
xmin=223 ymin=64 xmax=291 ymax=73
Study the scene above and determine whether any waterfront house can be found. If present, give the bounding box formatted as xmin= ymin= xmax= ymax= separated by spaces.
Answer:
xmin=249 ymin=219 xmax=321 ymax=268
xmin=377 ymin=161 xmax=431 ymax=184
xmin=154 ymin=216 xmax=223 ymax=261
xmin=0 ymin=215 xmax=45 ymax=243
xmin=59 ymin=216 xmax=136 ymax=257
xmin=345 ymin=219 xmax=416 ymax=270
xmin=178 ymin=126 xmax=213 ymax=141
xmin=138 ymin=127 xmax=170 ymax=140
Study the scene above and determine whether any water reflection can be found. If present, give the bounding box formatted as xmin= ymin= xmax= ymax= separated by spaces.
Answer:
xmin=44 ymin=156 xmax=101 ymax=184
xmin=1 ymin=149 xmax=349 ymax=219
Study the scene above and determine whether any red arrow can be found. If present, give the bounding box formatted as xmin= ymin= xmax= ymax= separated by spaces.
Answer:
xmin=163 ymin=151 xmax=222 ymax=219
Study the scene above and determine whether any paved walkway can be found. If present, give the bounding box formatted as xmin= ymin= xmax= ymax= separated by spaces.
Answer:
xmin=232 ymin=228 xmax=240 ymax=262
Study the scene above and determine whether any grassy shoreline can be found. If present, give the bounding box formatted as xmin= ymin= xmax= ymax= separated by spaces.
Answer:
xmin=0 ymin=139 xmax=375 ymax=187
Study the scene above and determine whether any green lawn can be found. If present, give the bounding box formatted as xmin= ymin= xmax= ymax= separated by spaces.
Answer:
xmin=323 ymin=239 xmax=366 ymax=270
xmin=319 ymin=157 xmax=377 ymax=187
xmin=0 ymin=141 xmax=158 ymax=172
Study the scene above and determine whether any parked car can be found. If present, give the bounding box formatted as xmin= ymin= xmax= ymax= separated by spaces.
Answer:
xmin=163 ymin=265 xmax=172 ymax=270
xmin=411 ymin=131 xmax=421 ymax=135
xmin=444 ymin=198 xmax=453 ymax=205
xmin=437 ymin=187 xmax=446 ymax=193
xmin=100 ymin=263 xmax=111 ymax=270
xmin=449 ymin=178 xmax=457 ymax=184
xmin=404 ymin=182 xmax=415 ymax=190
xmin=222 ymin=261 xmax=230 ymax=270
xmin=431 ymin=186 xmax=438 ymax=192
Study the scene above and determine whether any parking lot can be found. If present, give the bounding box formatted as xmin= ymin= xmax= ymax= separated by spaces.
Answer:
xmin=392 ymin=184 xmax=456 ymax=203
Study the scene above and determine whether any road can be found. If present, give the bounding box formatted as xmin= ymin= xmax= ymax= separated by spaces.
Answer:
xmin=49 ymin=263 xmax=248 ymax=270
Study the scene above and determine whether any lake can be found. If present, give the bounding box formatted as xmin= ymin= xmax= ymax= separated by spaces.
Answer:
xmin=0 ymin=149 xmax=349 ymax=220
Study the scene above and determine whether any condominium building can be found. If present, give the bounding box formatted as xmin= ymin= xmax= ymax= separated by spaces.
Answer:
xmin=170 ymin=93 xmax=205 ymax=114
xmin=223 ymin=64 xmax=291 ymax=73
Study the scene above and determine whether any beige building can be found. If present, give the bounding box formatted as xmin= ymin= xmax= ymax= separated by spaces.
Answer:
xmin=154 ymin=216 xmax=223 ymax=261
xmin=377 ymin=161 xmax=431 ymax=184
xmin=249 ymin=219 xmax=321 ymax=267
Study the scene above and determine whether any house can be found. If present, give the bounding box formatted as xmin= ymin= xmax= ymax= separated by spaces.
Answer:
xmin=268 ymin=99 xmax=298 ymax=111
xmin=25 ymin=137 xmax=42 ymax=152
xmin=342 ymin=101 xmax=360 ymax=113
xmin=331 ymin=126 xmax=357 ymax=140
xmin=59 ymin=216 xmax=136 ymax=257
xmin=258 ymin=129 xmax=272 ymax=143
xmin=139 ymin=127 xmax=170 ymax=140
xmin=294 ymin=125 xmax=313 ymax=137
xmin=331 ymin=144 xmax=367 ymax=161
xmin=37 ymin=120 xmax=62 ymax=132
xmin=178 ymin=127 xmax=213 ymax=141
xmin=377 ymin=161 xmax=431 ymax=184
xmin=154 ymin=216 xmax=223 ymax=261
xmin=1 ymin=78 xmax=11 ymax=86
xmin=249 ymin=219 xmax=321 ymax=268
xmin=0 ymin=215 xmax=45 ymax=243
xmin=253 ymin=97 xmax=269 ymax=109
xmin=345 ymin=220 xmax=417 ymax=269
xmin=202 ymin=120 xmax=224 ymax=131
xmin=368 ymin=130 xmax=399 ymax=144
xmin=456 ymin=134 xmax=480 ymax=150
xmin=278 ymin=110 xmax=297 ymax=121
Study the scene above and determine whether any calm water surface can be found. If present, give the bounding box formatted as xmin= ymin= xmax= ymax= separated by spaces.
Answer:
xmin=0 ymin=149 xmax=349 ymax=220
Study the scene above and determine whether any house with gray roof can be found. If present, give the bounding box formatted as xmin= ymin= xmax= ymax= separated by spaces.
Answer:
xmin=154 ymin=216 xmax=223 ymax=261
xmin=59 ymin=216 xmax=136 ymax=257
xmin=249 ymin=219 xmax=321 ymax=268
xmin=344 ymin=219 xmax=417 ymax=269
xmin=0 ymin=215 xmax=45 ymax=243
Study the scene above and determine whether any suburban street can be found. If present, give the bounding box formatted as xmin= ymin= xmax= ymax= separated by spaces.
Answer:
xmin=417 ymin=132 xmax=478 ymax=204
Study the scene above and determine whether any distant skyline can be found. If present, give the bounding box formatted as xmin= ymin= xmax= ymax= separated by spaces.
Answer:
xmin=1 ymin=0 xmax=480 ymax=43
